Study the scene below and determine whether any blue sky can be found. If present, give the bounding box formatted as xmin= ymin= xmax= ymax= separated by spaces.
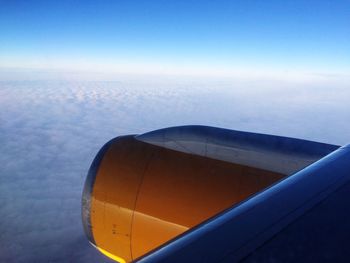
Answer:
xmin=0 ymin=0 xmax=349 ymax=79
xmin=1 ymin=2 xmax=350 ymax=261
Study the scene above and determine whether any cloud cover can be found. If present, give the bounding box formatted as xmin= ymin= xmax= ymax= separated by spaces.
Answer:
xmin=0 ymin=79 xmax=349 ymax=262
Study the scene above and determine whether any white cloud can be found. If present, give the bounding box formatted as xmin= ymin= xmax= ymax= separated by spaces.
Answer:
xmin=0 ymin=79 xmax=349 ymax=262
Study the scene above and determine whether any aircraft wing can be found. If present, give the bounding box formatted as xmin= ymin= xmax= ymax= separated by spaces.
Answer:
xmin=82 ymin=126 xmax=349 ymax=262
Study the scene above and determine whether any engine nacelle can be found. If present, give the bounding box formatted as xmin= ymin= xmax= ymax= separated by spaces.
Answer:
xmin=82 ymin=126 xmax=330 ymax=262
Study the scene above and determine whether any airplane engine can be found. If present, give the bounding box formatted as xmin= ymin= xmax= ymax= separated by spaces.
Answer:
xmin=82 ymin=126 xmax=335 ymax=262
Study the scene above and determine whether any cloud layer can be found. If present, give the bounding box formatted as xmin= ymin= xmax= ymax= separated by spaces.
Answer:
xmin=0 ymin=79 xmax=349 ymax=262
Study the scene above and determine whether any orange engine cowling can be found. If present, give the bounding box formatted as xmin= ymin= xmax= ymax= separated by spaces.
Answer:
xmin=82 ymin=130 xmax=286 ymax=262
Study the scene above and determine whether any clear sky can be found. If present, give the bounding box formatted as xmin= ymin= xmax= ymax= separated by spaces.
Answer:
xmin=0 ymin=0 xmax=349 ymax=79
